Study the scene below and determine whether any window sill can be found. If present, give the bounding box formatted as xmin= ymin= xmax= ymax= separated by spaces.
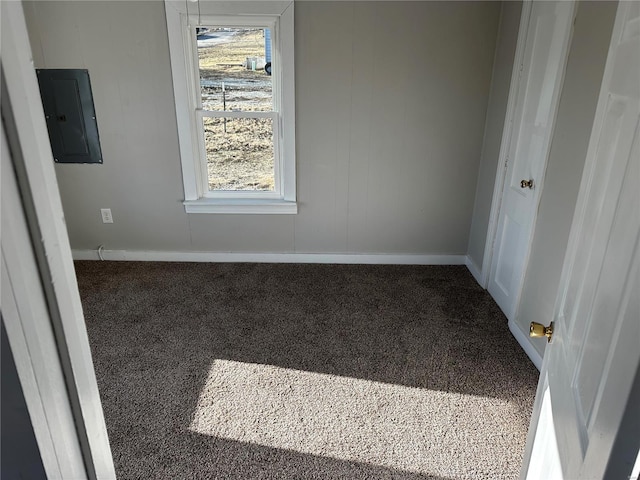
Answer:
xmin=183 ymin=198 xmax=298 ymax=214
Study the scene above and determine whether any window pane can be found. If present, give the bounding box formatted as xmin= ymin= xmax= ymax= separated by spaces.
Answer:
xmin=198 ymin=28 xmax=273 ymax=112
xmin=203 ymin=117 xmax=275 ymax=191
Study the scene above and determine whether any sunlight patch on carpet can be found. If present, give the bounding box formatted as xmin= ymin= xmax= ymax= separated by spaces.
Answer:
xmin=189 ymin=359 xmax=527 ymax=476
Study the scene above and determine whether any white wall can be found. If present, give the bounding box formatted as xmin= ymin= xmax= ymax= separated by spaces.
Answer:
xmin=467 ymin=1 xmax=522 ymax=273
xmin=23 ymin=1 xmax=500 ymax=256
xmin=515 ymin=1 xmax=617 ymax=357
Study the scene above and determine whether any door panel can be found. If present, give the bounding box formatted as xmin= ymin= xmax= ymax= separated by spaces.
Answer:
xmin=488 ymin=1 xmax=576 ymax=320
xmin=564 ymin=98 xmax=628 ymax=340
xmin=495 ymin=216 xmax=521 ymax=295
xmin=575 ymin=140 xmax=638 ymax=428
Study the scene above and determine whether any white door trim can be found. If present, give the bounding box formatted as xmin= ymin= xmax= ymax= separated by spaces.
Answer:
xmin=1 ymin=2 xmax=116 ymax=478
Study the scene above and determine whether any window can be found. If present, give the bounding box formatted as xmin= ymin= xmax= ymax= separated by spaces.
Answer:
xmin=165 ymin=1 xmax=296 ymax=214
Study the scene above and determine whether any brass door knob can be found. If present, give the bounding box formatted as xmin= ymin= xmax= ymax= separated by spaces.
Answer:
xmin=530 ymin=322 xmax=553 ymax=342
xmin=521 ymin=179 xmax=534 ymax=189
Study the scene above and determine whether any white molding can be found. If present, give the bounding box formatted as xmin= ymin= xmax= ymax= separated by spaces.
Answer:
xmin=165 ymin=0 xmax=201 ymax=201
xmin=509 ymin=318 xmax=543 ymax=371
xmin=169 ymin=0 xmax=292 ymax=17
xmin=72 ymin=249 xmax=467 ymax=265
xmin=184 ymin=198 xmax=297 ymax=214
xmin=280 ymin=1 xmax=296 ymax=202
xmin=465 ymin=255 xmax=484 ymax=287
xmin=480 ymin=0 xmax=533 ymax=287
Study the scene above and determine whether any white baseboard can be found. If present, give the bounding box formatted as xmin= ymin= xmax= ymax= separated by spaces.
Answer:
xmin=72 ymin=249 xmax=467 ymax=265
xmin=509 ymin=318 xmax=543 ymax=371
xmin=465 ymin=255 xmax=484 ymax=288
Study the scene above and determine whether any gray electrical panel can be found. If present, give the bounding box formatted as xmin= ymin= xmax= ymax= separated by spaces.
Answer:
xmin=36 ymin=69 xmax=103 ymax=164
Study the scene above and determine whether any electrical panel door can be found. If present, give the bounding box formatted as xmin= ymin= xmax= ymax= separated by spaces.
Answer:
xmin=36 ymin=69 xmax=103 ymax=164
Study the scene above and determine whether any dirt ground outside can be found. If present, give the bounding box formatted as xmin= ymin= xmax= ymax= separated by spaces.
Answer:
xmin=198 ymin=28 xmax=275 ymax=191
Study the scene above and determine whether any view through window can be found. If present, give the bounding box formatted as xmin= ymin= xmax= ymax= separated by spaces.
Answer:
xmin=197 ymin=27 xmax=275 ymax=192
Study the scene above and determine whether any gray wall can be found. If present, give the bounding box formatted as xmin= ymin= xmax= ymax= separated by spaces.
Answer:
xmin=467 ymin=1 xmax=522 ymax=272
xmin=516 ymin=1 xmax=617 ymax=356
xmin=23 ymin=1 xmax=500 ymax=255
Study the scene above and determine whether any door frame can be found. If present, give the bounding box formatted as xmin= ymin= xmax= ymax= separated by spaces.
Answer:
xmin=2 ymin=121 xmax=88 ymax=479
xmin=1 ymin=2 xmax=116 ymax=478
xmin=481 ymin=0 xmax=577 ymax=369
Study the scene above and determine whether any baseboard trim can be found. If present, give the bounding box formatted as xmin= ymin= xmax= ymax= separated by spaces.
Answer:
xmin=465 ymin=256 xmax=484 ymax=288
xmin=72 ymin=249 xmax=467 ymax=265
xmin=508 ymin=318 xmax=543 ymax=371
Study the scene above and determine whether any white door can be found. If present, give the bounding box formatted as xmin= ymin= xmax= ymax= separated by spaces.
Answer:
xmin=2 ymin=1 xmax=116 ymax=477
xmin=523 ymin=2 xmax=640 ymax=478
xmin=488 ymin=1 xmax=576 ymax=320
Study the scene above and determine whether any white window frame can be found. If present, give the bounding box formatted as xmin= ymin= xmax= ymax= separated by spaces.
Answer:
xmin=165 ymin=1 xmax=296 ymax=214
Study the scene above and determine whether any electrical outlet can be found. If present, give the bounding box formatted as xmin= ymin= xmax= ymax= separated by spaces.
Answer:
xmin=101 ymin=208 xmax=113 ymax=224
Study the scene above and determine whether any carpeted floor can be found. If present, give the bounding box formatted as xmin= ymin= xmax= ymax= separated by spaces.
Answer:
xmin=76 ymin=262 xmax=539 ymax=480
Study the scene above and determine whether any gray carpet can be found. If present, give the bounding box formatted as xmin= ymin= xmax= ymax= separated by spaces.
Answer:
xmin=76 ymin=262 xmax=539 ymax=480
